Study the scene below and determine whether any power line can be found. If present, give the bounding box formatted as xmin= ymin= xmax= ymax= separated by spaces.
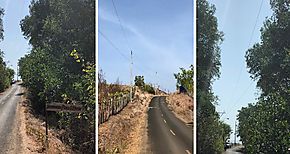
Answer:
xmin=98 ymin=30 xmax=130 ymax=61
xmin=99 ymin=30 xmax=159 ymax=82
xmin=106 ymin=0 xmax=177 ymax=91
xmin=234 ymin=80 xmax=255 ymax=104
xmin=229 ymin=0 xmax=264 ymax=104
xmin=247 ymin=0 xmax=264 ymax=49
xmin=111 ymin=0 xmax=131 ymax=53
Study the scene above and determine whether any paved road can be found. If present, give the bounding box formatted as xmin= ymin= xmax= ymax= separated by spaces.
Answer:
xmin=0 ymin=83 xmax=23 ymax=153
xmin=148 ymin=96 xmax=193 ymax=154
xmin=223 ymin=146 xmax=244 ymax=154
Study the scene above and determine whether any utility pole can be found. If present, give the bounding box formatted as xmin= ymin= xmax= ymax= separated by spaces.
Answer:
xmin=130 ymin=50 xmax=133 ymax=102
xmin=155 ymin=72 xmax=157 ymax=95
xmin=234 ymin=120 xmax=237 ymax=145
xmin=16 ymin=63 xmax=18 ymax=81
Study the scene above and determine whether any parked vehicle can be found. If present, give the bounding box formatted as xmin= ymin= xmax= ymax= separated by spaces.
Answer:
xmin=224 ymin=142 xmax=231 ymax=151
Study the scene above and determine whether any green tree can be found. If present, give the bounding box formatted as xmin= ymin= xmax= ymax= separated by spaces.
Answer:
xmin=197 ymin=0 xmax=224 ymax=153
xmin=134 ymin=75 xmax=155 ymax=94
xmin=134 ymin=75 xmax=145 ymax=88
xmin=245 ymin=0 xmax=289 ymax=99
xmin=238 ymin=93 xmax=290 ymax=153
xmin=239 ymin=0 xmax=290 ymax=153
xmin=174 ymin=65 xmax=193 ymax=95
xmin=0 ymin=8 xmax=4 ymax=41
xmin=18 ymin=0 xmax=95 ymax=153
xmin=220 ymin=121 xmax=231 ymax=142
xmin=0 ymin=8 xmax=11 ymax=92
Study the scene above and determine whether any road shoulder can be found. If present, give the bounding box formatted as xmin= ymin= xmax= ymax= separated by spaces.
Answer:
xmin=19 ymin=88 xmax=74 ymax=153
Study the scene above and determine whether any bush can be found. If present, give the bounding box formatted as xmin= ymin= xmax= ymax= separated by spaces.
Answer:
xmin=134 ymin=76 xmax=145 ymax=88
xmin=144 ymin=84 xmax=155 ymax=94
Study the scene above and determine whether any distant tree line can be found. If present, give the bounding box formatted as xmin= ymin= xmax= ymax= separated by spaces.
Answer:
xmin=0 ymin=51 xmax=14 ymax=92
xmin=134 ymin=75 xmax=155 ymax=94
xmin=238 ymin=0 xmax=290 ymax=153
xmin=0 ymin=8 xmax=15 ymax=92
xmin=18 ymin=0 xmax=95 ymax=153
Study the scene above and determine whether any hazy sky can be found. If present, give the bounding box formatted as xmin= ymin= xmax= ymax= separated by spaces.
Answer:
xmin=208 ymin=0 xmax=272 ymax=143
xmin=98 ymin=0 xmax=193 ymax=92
xmin=0 ymin=0 xmax=31 ymax=79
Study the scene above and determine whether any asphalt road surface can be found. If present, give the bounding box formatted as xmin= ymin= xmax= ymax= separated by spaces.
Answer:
xmin=0 ymin=83 xmax=23 ymax=153
xmin=223 ymin=146 xmax=244 ymax=154
xmin=148 ymin=96 xmax=193 ymax=154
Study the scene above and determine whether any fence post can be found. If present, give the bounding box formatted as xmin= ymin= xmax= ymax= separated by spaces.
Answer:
xmin=101 ymin=103 xmax=103 ymax=124
xmin=124 ymin=95 xmax=126 ymax=106
xmin=127 ymin=94 xmax=129 ymax=105
xmin=109 ymin=99 xmax=111 ymax=116
xmin=99 ymin=104 xmax=101 ymax=124
xmin=111 ymin=98 xmax=113 ymax=115
xmin=113 ymin=99 xmax=115 ymax=115
xmin=106 ymin=101 xmax=109 ymax=121
xmin=106 ymin=101 xmax=108 ymax=121
xmin=117 ymin=97 xmax=119 ymax=113
xmin=121 ymin=96 xmax=124 ymax=108
xmin=100 ymin=102 xmax=103 ymax=124
xmin=118 ymin=97 xmax=121 ymax=112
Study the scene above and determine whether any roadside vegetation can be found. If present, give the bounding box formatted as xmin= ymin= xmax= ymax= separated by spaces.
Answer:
xmin=0 ymin=8 xmax=15 ymax=92
xmin=238 ymin=1 xmax=290 ymax=153
xmin=98 ymin=69 xmax=130 ymax=104
xmin=134 ymin=75 xmax=155 ymax=94
xmin=174 ymin=65 xmax=193 ymax=95
xmin=0 ymin=51 xmax=14 ymax=92
xmin=197 ymin=0 xmax=231 ymax=153
xmin=98 ymin=71 xmax=155 ymax=153
xmin=18 ymin=0 xmax=95 ymax=153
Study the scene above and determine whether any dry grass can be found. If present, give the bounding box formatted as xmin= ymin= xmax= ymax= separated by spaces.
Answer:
xmin=19 ymin=91 xmax=74 ymax=154
xmin=98 ymin=87 xmax=153 ymax=153
xmin=166 ymin=92 xmax=193 ymax=124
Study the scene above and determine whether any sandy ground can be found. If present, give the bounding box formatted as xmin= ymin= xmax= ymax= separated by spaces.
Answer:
xmin=19 ymin=90 xmax=74 ymax=154
xmin=166 ymin=92 xmax=193 ymax=124
xmin=98 ymin=88 xmax=153 ymax=153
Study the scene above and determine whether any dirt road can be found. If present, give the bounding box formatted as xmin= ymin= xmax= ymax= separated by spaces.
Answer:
xmin=0 ymin=83 xmax=23 ymax=153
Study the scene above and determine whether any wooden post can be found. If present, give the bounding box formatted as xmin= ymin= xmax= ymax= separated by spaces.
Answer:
xmin=45 ymin=102 xmax=49 ymax=150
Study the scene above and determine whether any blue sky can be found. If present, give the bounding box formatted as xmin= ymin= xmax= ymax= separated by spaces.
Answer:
xmin=0 ymin=0 xmax=31 ymax=79
xmin=207 ymin=0 xmax=272 ymax=143
xmin=98 ymin=0 xmax=193 ymax=92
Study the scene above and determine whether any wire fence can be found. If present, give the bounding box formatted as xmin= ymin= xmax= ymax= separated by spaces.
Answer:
xmin=98 ymin=89 xmax=135 ymax=125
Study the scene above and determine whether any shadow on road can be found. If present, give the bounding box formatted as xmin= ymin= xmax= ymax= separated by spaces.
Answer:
xmin=16 ymin=92 xmax=24 ymax=96
xmin=234 ymin=147 xmax=245 ymax=153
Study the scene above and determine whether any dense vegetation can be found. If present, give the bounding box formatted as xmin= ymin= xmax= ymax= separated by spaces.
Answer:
xmin=238 ymin=0 xmax=290 ymax=153
xmin=134 ymin=75 xmax=155 ymax=94
xmin=0 ymin=51 xmax=15 ymax=92
xmin=197 ymin=0 xmax=231 ymax=153
xmin=174 ymin=64 xmax=193 ymax=95
xmin=18 ymin=0 xmax=95 ymax=153
xmin=0 ymin=8 xmax=15 ymax=92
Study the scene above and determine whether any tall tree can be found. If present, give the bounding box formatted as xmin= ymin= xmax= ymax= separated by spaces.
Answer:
xmin=197 ymin=0 xmax=225 ymax=153
xmin=239 ymin=0 xmax=290 ymax=153
xmin=0 ymin=8 xmax=4 ymax=41
xmin=19 ymin=0 xmax=95 ymax=153
xmin=0 ymin=8 xmax=14 ymax=92
xmin=245 ymin=0 xmax=290 ymax=98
